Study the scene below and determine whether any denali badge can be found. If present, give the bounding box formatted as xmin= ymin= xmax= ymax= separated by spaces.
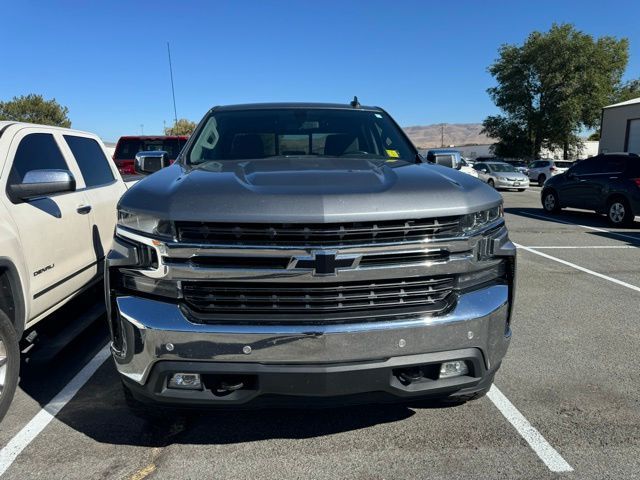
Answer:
xmin=33 ymin=264 xmax=55 ymax=277
xmin=291 ymin=251 xmax=360 ymax=276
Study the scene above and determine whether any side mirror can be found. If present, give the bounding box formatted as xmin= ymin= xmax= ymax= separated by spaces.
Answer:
xmin=452 ymin=156 xmax=462 ymax=170
xmin=135 ymin=151 xmax=170 ymax=175
xmin=8 ymin=169 xmax=76 ymax=201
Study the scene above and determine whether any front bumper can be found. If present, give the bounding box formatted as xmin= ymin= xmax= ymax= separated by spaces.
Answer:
xmin=496 ymin=177 xmax=529 ymax=188
xmin=112 ymin=284 xmax=511 ymax=405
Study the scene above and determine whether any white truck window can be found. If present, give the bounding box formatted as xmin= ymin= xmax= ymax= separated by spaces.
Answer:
xmin=9 ymin=133 xmax=69 ymax=182
xmin=63 ymin=135 xmax=115 ymax=188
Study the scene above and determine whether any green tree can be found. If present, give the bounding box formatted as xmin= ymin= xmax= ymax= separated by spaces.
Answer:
xmin=0 ymin=94 xmax=71 ymax=127
xmin=164 ymin=118 xmax=196 ymax=136
xmin=483 ymin=24 xmax=630 ymax=159
xmin=614 ymin=79 xmax=640 ymax=103
xmin=588 ymin=131 xmax=600 ymax=141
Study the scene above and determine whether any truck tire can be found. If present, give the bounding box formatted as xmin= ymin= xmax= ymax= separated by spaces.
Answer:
xmin=0 ymin=309 xmax=20 ymax=422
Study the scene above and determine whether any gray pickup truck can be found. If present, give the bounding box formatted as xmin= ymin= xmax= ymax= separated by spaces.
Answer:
xmin=106 ymin=102 xmax=515 ymax=410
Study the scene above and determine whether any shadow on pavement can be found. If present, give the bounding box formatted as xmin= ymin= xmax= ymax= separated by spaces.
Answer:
xmin=48 ymin=360 xmax=463 ymax=447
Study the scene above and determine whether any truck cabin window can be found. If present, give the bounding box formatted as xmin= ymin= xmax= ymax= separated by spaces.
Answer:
xmin=188 ymin=109 xmax=415 ymax=164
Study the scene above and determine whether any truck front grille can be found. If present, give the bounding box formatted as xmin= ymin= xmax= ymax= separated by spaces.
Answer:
xmin=175 ymin=217 xmax=461 ymax=246
xmin=182 ymin=276 xmax=455 ymax=320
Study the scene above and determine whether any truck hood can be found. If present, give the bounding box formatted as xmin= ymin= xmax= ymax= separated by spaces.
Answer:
xmin=119 ymin=158 xmax=502 ymax=223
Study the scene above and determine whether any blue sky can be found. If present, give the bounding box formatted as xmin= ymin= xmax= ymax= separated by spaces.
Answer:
xmin=1 ymin=0 xmax=639 ymax=142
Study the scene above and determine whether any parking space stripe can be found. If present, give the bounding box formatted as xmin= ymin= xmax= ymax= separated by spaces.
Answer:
xmin=0 ymin=345 xmax=110 ymax=477
xmin=515 ymin=243 xmax=640 ymax=293
xmin=487 ymin=385 xmax=573 ymax=473
xmin=515 ymin=211 xmax=640 ymax=244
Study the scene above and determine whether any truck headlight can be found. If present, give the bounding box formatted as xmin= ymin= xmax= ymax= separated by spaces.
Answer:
xmin=116 ymin=272 xmax=180 ymax=299
xmin=457 ymin=260 xmax=506 ymax=290
xmin=460 ymin=205 xmax=503 ymax=234
xmin=118 ymin=209 xmax=175 ymax=240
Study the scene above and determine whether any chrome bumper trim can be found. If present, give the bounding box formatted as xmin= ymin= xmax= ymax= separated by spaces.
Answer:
xmin=113 ymin=284 xmax=511 ymax=384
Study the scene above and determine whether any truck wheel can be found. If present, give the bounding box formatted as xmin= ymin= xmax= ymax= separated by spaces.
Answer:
xmin=0 ymin=310 xmax=20 ymax=422
xmin=607 ymin=197 xmax=634 ymax=227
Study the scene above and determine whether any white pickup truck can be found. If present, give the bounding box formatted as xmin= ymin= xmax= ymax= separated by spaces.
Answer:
xmin=0 ymin=122 xmax=129 ymax=420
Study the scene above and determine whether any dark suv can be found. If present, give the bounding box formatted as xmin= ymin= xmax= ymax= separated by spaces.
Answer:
xmin=541 ymin=153 xmax=640 ymax=226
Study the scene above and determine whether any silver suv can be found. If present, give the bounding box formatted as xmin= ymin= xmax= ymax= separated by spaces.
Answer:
xmin=527 ymin=159 xmax=574 ymax=185
xmin=106 ymin=102 xmax=516 ymax=410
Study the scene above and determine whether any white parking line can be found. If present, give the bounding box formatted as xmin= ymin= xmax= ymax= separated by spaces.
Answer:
xmin=515 ymin=243 xmax=640 ymax=293
xmin=487 ymin=385 xmax=573 ymax=472
xmin=516 ymin=211 xmax=640 ymax=243
xmin=0 ymin=345 xmax=110 ymax=477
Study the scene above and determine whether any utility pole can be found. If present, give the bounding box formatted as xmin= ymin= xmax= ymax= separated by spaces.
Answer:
xmin=167 ymin=42 xmax=178 ymax=126
xmin=440 ymin=124 xmax=445 ymax=148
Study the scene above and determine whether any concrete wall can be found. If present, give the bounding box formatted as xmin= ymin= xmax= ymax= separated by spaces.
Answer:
xmin=599 ymin=102 xmax=640 ymax=154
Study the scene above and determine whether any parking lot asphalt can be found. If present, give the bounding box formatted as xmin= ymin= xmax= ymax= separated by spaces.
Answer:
xmin=1 ymin=185 xmax=639 ymax=479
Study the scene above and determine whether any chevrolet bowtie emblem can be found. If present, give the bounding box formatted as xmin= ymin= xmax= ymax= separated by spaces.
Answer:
xmin=292 ymin=251 xmax=360 ymax=276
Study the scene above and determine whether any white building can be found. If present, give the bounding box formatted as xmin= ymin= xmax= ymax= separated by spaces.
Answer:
xmin=540 ymin=141 xmax=599 ymax=160
xmin=599 ymin=97 xmax=640 ymax=154
xmin=428 ymin=141 xmax=599 ymax=161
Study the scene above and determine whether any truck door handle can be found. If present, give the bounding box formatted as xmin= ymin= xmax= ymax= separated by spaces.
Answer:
xmin=77 ymin=205 xmax=92 ymax=214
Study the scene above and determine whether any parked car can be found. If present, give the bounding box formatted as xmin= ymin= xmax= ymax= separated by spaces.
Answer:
xmin=541 ymin=153 xmax=640 ymax=226
xmin=504 ymin=160 xmax=529 ymax=175
xmin=460 ymin=157 xmax=479 ymax=178
xmin=527 ymin=159 xmax=574 ymax=185
xmin=473 ymin=161 xmax=530 ymax=191
xmin=107 ymin=102 xmax=515 ymax=412
xmin=113 ymin=135 xmax=188 ymax=175
xmin=0 ymin=121 xmax=131 ymax=421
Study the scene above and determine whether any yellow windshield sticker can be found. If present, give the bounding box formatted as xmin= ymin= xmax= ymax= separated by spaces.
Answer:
xmin=385 ymin=149 xmax=399 ymax=158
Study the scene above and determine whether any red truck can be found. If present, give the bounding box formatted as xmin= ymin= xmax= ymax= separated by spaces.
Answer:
xmin=112 ymin=135 xmax=188 ymax=175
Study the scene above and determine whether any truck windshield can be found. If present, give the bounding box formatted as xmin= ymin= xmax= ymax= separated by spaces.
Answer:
xmin=187 ymin=108 xmax=415 ymax=164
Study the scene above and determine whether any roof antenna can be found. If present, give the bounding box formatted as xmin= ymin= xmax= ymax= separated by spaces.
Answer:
xmin=350 ymin=96 xmax=361 ymax=108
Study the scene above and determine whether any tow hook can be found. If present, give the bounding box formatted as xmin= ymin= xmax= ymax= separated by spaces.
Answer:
xmin=397 ymin=367 xmax=425 ymax=384
xmin=216 ymin=381 xmax=245 ymax=393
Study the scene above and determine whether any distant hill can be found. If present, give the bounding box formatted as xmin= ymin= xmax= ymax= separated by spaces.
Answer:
xmin=403 ymin=123 xmax=494 ymax=148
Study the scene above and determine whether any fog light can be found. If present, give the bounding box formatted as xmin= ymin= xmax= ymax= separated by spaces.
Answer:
xmin=168 ymin=373 xmax=202 ymax=390
xmin=439 ymin=361 xmax=469 ymax=379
